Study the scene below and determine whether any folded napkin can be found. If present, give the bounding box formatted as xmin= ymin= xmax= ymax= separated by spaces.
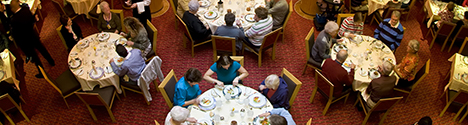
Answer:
xmin=137 ymin=2 xmax=145 ymax=14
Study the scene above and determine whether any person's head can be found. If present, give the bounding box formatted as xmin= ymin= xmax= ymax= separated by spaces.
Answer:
xmin=379 ymin=61 xmax=394 ymax=76
xmin=264 ymin=74 xmax=280 ymax=90
xmin=123 ymin=17 xmax=145 ymax=38
xmin=115 ymin=44 xmax=128 ymax=58
xmin=389 ymin=11 xmax=401 ymax=26
xmin=184 ymin=68 xmax=202 ymax=85
xmin=10 ymin=0 xmax=20 ymax=12
xmin=100 ymin=1 xmax=111 ymax=15
xmin=60 ymin=15 xmax=72 ymax=27
xmin=447 ymin=2 xmax=455 ymax=11
xmin=464 ymin=11 xmax=468 ymax=20
xmin=324 ymin=21 xmax=339 ymax=37
xmin=0 ymin=2 xmax=5 ymax=12
xmin=169 ymin=106 xmax=190 ymax=124
xmin=336 ymin=49 xmax=348 ymax=63
xmin=188 ymin=0 xmax=200 ymax=13
xmin=407 ymin=39 xmax=420 ymax=54
xmin=216 ymin=55 xmax=234 ymax=70
xmin=254 ymin=7 xmax=268 ymax=21
xmin=225 ymin=13 xmax=236 ymax=26
xmin=416 ymin=116 xmax=432 ymax=125
xmin=354 ymin=12 xmax=363 ymax=24
xmin=269 ymin=114 xmax=287 ymax=125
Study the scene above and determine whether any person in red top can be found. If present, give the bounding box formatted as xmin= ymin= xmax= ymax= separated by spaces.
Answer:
xmin=321 ymin=49 xmax=355 ymax=97
xmin=436 ymin=2 xmax=455 ymax=29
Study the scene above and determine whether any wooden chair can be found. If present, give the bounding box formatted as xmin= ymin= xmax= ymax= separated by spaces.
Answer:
xmin=145 ymin=19 xmax=158 ymax=62
xmin=0 ymin=93 xmax=30 ymax=125
xmin=370 ymin=8 xmax=403 ymax=26
xmin=400 ymin=0 xmax=417 ymax=21
xmin=168 ymin=0 xmax=180 ymax=30
xmin=178 ymin=16 xmax=212 ymax=57
xmin=439 ymin=90 xmax=468 ymax=121
xmin=306 ymin=118 xmax=312 ymax=125
xmin=38 ymin=66 xmax=82 ymax=109
xmin=158 ymin=69 xmax=178 ymax=108
xmin=111 ymin=9 xmax=125 ymax=32
xmin=52 ymin=0 xmax=79 ymax=20
xmin=302 ymin=27 xmax=322 ymax=75
xmin=56 ymin=25 xmax=68 ymax=50
xmin=217 ymin=56 xmax=244 ymax=67
xmin=337 ymin=14 xmax=354 ymax=27
xmin=448 ymin=26 xmax=468 ymax=52
xmin=212 ymin=35 xmax=236 ymax=62
xmin=75 ymin=86 xmax=119 ymax=122
xmin=425 ymin=22 xmax=456 ymax=51
xmin=458 ymin=91 xmax=468 ymax=123
xmin=310 ymin=69 xmax=350 ymax=115
xmin=394 ymin=59 xmax=430 ymax=103
xmin=458 ymin=37 xmax=468 ymax=56
xmin=278 ymin=0 xmax=293 ymax=43
xmin=121 ymin=57 xmax=162 ymax=105
xmin=242 ymin=27 xmax=283 ymax=67
xmin=356 ymin=95 xmax=403 ymax=125
xmin=281 ymin=68 xmax=302 ymax=107
xmin=155 ymin=120 xmax=160 ymax=125
xmin=88 ymin=4 xmax=100 ymax=26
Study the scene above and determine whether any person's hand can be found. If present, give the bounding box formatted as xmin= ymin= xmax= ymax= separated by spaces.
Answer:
xmin=350 ymin=63 xmax=356 ymax=69
xmin=337 ymin=39 xmax=344 ymax=43
xmin=348 ymin=33 xmax=356 ymax=38
xmin=131 ymin=3 xmax=137 ymax=8
xmin=259 ymin=85 xmax=267 ymax=91
xmin=8 ymin=36 xmax=13 ymax=41
xmin=258 ymin=112 xmax=270 ymax=117
xmin=114 ymin=30 xmax=119 ymax=34
xmin=232 ymin=77 xmax=240 ymax=86
xmin=125 ymin=0 xmax=132 ymax=6
xmin=236 ymin=20 xmax=242 ymax=28
xmin=193 ymin=98 xmax=200 ymax=104
xmin=186 ymin=117 xmax=197 ymax=123
xmin=109 ymin=58 xmax=114 ymax=64
xmin=126 ymin=41 xmax=134 ymax=46
xmin=215 ymin=81 xmax=224 ymax=87
xmin=119 ymin=32 xmax=127 ymax=36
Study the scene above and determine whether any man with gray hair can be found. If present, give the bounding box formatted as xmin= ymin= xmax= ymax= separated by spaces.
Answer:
xmin=374 ymin=10 xmax=404 ymax=51
xmin=214 ymin=13 xmax=245 ymax=50
xmin=321 ymin=49 xmax=355 ymax=97
xmin=364 ymin=61 xmax=396 ymax=108
xmin=182 ymin=0 xmax=212 ymax=42
xmin=164 ymin=106 xmax=197 ymax=125
xmin=311 ymin=21 xmax=343 ymax=65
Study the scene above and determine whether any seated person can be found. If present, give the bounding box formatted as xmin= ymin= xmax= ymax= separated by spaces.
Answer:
xmin=415 ymin=116 xmax=432 ymax=125
xmin=174 ymin=68 xmax=203 ymax=107
xmin=259 ymin=74 xmax=290 ymax=109
xmin=214 ymin=13 xmax=245 ymax=50
xmin=435 ymin=2 xmax=455 ymax=29
xmin=400 ymin=0 xmax=412 ymax=8
xmin=364 ymin=61 xmax=396 ymax=108
xmin=244 ymin=7 xmax=273 ymax=47
xmin=454 ymin=11 xmax=468 ymax=37
xmin=121 ymin=17 xmax=153 ymax=58
xmin=110 ymin=45 xmax=146 ymax=85
xmin=177 ymin=0 xmax=190 ymax=18
xmin=182 ymin=0 xmax=212 ymax=42
xmin=338 ymin=12 xmax=364 ymax=38
xmin=203 ymin=55 xmax=249 ymax=86
xmin=351 ymin=0 xmax=368 ymax=11
xmin=257 ymin=108 xmax=296 ymax=125
xmin=164 ymin=106 xmax=197 ymax=125
xmin=321 ymin=50 xmax=355 ymax=97
xmin=374 ymin=10 xmax=404 ymax=51
xmin=0 ymin=81 xmax=21 ymax=124
xmin=311 ymin=21 xmax=342 ymax=64
xmin=60 ymin=15 xmax=83 ymax=51
xmin=97 ymin=1 xmax=122 ymax=33
xmin=265 ymin=0 xmax=288 ymax=30
xmin=395 ymin=39 xmax=419 ymax=88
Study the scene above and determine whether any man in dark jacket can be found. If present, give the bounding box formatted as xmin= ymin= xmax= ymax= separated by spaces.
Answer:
xmin=259 ymin=74 xmax=290 ymax=110
xmin=321 ymin=49 xmax=355 ymax=97
xmin=364 ymin=61 xmax=396 ymax=108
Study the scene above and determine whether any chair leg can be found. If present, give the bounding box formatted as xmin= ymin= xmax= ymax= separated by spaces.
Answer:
xmin=405 ymin=92 xmax=412 ymax=103
xmin=86 ymin=105 xmax=98 ymax=121
xmin=146 ymin=99 xmax=151 ymax=105
xmin=354 ymin=94 xmax=360 ymax=106
xmin=258 ymin=54 xmax=262 ymax=67
xmin=429 ymin=34 xmax=437 ymax=49
xmin=302 ymin=65 xmax=308 ymax=75
xmin=454 ymin=105 xmax=467 ymax=121
xmin=362 ymin=112 xmax=372 ymax=125
xmin=192 ymin=45 xmax=195 ymax=57
xmin=344 ymin=94 xmax=349 ymax=104
xmin=406 ymin=13 xmax=410 ymax=21
xmin=448 ymin=38 xmax=457 ymax=52
xmin=20 ymin=96 xmax=26 ymax=104
xmin=63 ymin=97 xmax=70 ymax=109
xmin=154 ymin=80 xmax=159 ymax=92
xmin=90 ymin=19 xmax=94 ymax=26
xmin=107 ymin=108 xmax=116 ymax=122
xmin=310 ymin=87 xmax=318 ymax=103
xmin=18 ymin=108 xmax=30 ymax=122
xmin=122 ymin=86 xmax=127 ymax=97
xmin=441 ymin=37 xmax=451 ymax=52
xmin=460 ymin=108 xmax=468 ymax=123
xmin=322 ymin=99 xmax=332 ymax=115
xmin=174 ymin=20 xmax=178 ymax=30
xmin=440 ymin=102 xmax=452 ymax=117
xmin=379 ymin=110 xmax=390 ymax=125
xmin=1 ymin=110 xmax=15 ymax=125
xmin=116 ymin=93 xmax=121 ymax=101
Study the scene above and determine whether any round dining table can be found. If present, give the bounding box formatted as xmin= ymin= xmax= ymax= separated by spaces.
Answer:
xmin=330 ymin=35 xmax=398 ymax=92
xmin=68 ymin=33 xmax=131 ymax=94
xmin=188 ymin=85 xmax=274 ymax=125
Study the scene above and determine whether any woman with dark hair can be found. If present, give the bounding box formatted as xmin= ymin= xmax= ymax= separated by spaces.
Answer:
xmin=174 ymin=68 xmax=203 ymax=107
xmin=120 ymin=17 xmax=152 ymax=58
xmin=60 ymin=15 xmax=83 ymax=51
xmin=203 ymin=55 xmax=249 ymax=86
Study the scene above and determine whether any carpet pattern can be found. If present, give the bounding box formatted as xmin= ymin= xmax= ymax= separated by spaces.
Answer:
xmin=5 ymin=0 xmax=468 ymax=124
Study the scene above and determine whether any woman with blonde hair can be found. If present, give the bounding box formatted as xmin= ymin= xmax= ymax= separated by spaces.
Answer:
xmin=259 ymin=74 xmax=290 ymax=109
xmin=395 ymin=39 xmax=419 ymax=87
xmin=121 ymin=17 xmax=153 ymax=58
xmin=97 ymin=1 xmax=121 ymax=33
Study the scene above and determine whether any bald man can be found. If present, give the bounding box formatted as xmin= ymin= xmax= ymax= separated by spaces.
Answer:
xmin=321 ymin=50 xmax=355 ymax=97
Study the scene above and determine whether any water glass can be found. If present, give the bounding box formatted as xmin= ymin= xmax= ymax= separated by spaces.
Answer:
xmin=247 ymin=109 xmax=254 ymax=118
xmin=214 ymin=114 xmax=221 ymax=123
xmin=243 ymin=98 xmax=249 ymax=107
xmin=216 ymin=98 xmax=223 ymax=110
xmin=225 ymin=93 xmax=231 ymax=102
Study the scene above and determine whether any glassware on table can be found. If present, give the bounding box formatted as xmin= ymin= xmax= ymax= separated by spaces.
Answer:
xmin=247 ymin=108 xmax=254 ymax=118
xmin=225 ymin=93 xmax=231 ymax=103
xmin=216 ymin=98 xmax=223 ymax=110
xmin=243 ymin=98 xmax=249 ymax=107
xmin=214 ymin=114 xmax=221 ymax=123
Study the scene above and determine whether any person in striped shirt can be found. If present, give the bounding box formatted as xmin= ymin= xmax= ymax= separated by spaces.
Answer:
xmin=338 ymin=12 xmax=364 ymax=38
xmin=374 ymin=10 xmax=404 ymax=51
xmin=244 ymin=7 xmax=273 ymax=47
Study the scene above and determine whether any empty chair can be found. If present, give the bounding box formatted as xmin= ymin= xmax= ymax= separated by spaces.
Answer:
xmin=146 ymin=19 xmax=158 ymax=57
xmin=158 ymin=69 xmax=178 ymax=108
xmin=425 ymin=22 xmax=457 ymax=51
xmin=356 ymin=95 xmax=403 ymax=125
xmin=278 ymin=0 xmax=293 ymax=43
xmin=38 ymin=66 xmax=82 ymax=108
xmin=212 ymin=35 xmax=236 ymax=62
xmin=75 ymin=86 xmax=119 ymax=122
xmin=52 ymin=0 xmax=79 ymax=20
xmin=448 ymin=26 xmax=468 ymax=52
xmin=394 ymin=59 xmax=430 ymax=103
xmin=310 ymin=69 xmax=350 ymax=115
xmin=440 ymin=90 xmax=468 ymax=121
xmin=242 ymin=27 xmax=283 ymax=67
xmin=280 ymin=68 xmax=302 ymax=107
xmin=302 ymin=27 xmax=322 ymax=75
xmin=458 ymin=37 xmax=468 ymax=56
xmin=0 ymin=93 xmax=30 ymax=125
xmin=178 ymin=16 xmax=212 ymax=57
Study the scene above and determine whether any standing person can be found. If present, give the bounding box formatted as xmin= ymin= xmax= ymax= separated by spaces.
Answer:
xmin=259 ymin=74 xmax=290 ymax=109
xmin=214 ymin=13 xmax=245 ymax=50
xmin=265 ymin=0 xmax=288 ymax=30
xmin=203 ymin=55 xmax=249 ymax=86
xmin=9 ymin=0 xmax=55 ymax=78
xmin=244 ymin=7 xmax=273 ymax=47
xmin=182 ymin=0 xmax=212 ymax=42
xmin=97 ymin=1 xmax=122 ymax=33
xmin=121 ymin=17 xmax=153 ymax=58
xmin=174 ymin=68 xmax=203 ymax=107
xmin=125 ymin=0 xmax=151 ymax=27
xmin=60 ymin=15 xmax=83 ymax=51
xmin=0 ymin=2 xmax=10 ymax=35
xmin=338 ymin=12 xmax=364 ymax=38
xmin=374 ymin=10 xmax=404 ymax=51
xmin=176 ymin=0 xmax=190 ymax=18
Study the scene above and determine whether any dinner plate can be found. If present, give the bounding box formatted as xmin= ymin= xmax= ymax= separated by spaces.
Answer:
xmin=75 ymin=68 xmax=84 ymax=76
xmin=204 ymin=11 xmax=218 ymax=19
xmin=199 ymin=96 xmax=215 ymax=107
xmin=369 ymin=69 xmax=381 ymax=79
xmin=197 ymin=118 xmax=213 ymax=125
xmin=462 ymin=73 xmax=468 ymax=83
xmin=104 ymin=66 xmax=113 ymax=74
xmin=69 ymin=58 xmax=82 ymax=69
xmin=89 ymin=67 xmax=104 ymax=79
xmin=113 ymin=56 xmax=125 ymax=66
xmin=334 ymin=44 xmax=348 ymax=52
xmin=360 ymin=68 xmax=368 ymax=77
xmin=199 ymin=0 xmax=210 ymax=7
xmin=97 ymin=32 xmax=110 ymax=42
xmin=464 ymin=57 xmax=468 ymax=65
xmin=0 ymin=70 xmax=5 ymax=80
xmin=342 ymin=60 xmax=352 ymax=73
xmin=374 ymin=40 xmax=384 ymax=49
xmin=254 ymin=3 xmax=265 ymax=9
xmin=253 ymin=116 xmax=270 ymax=125
xmin=223 ymin=85 xmax=242 ymax=98
xmin=248 ymin=93 xmax=266 ymax=108
xmin=77 ymin=39 xmax=90 ymax=49
xmin=245 ymin=14 xmax=255 ymax=22
xmin=383 ymin=57 xmax=396 ymax=64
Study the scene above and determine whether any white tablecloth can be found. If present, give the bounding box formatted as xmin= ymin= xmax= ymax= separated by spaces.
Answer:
xmin=197 ymin=0 xmax=264 ymax=33
xmin=65 ymin=0 xmax=100 ymax=15
xmin=368 ymin=0 xmax=389 ymax=16
xmin=68 ymin=33 xmax=131 ymax=94
xmin=330 ymin=35 xmax=397 ymax=92
xmin=0 ymin=49 xmax=20 ymax=91
xmin=446 ymin=53 xmax=468 ymax=92
xmin=189 ymin=85 xmax=273 ymax=125
xmin=2 ymin=0 xmax=41 ymax=14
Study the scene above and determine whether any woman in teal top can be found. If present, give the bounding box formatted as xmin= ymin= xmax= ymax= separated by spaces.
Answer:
xmin=174 ymin=68 xmax=203 ymax=107
xmin=204 ymin=55 xmax=249 ymax=86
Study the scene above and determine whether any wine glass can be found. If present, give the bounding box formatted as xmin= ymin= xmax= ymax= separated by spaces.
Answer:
xmin=225 ymin=93 xmax=231 ymax=103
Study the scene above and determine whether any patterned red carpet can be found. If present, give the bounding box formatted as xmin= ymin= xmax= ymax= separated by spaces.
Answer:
xmin=5 ymin=0 xmax=467 ymax=124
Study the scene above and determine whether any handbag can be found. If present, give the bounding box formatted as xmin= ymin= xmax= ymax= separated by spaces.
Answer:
xmin=315 ymin=13 xmax=327 ymax=24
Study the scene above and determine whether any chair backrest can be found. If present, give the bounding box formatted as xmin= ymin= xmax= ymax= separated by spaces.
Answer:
xmin=281 ymin=1 xmax=293 ymax=29
xmin=110 ymin=9 xmax=125 ymax=32
xmin=155 ymin=120 xmax=160 ymax=125
xmin=436 ymin=22 xmax=457 ymax=36
xmin=158 ymin=69 xmax=178 ymax=108
xmin=343 ymin=0 xmax=351 ymax=12
xmin=51 ymin=0 xmax=66 ymax=16
xmin=169 ymin=0 xmax=178 ymax=16
xmin=451 ymin=90 xmax=468 ymax=104
xmin=38 ymin=66 xmax=62 ymax=95
xmin=280 ymin=68 xmax=302 ymax=105
xmin=145 ymin=19 xmax=158 ymax=55
xmin=305 ymin=27 xmax=315 ymax=59
xmin=217 ymin=56 xmax=244 ymax=67
xmin=459 ymin=37 xmax=468 ymax=56
xmin=370 ymin=96 xmax=403 ymax=112
xmin=454 ymin=25 xmax=468 ymax=39
xmin=337 ymin=14 xmax=354 ymax=27
xmin=380 ymin=8 xmax=403 ymax=21
xmin=315 ymin=69 xmax=334 ymax=98
xmin=212 ymin=35 xmax=236 ymax=57
xmin=407 ymin=0 xmax=417 ymax=10
xmin=56 ymin=25 xmax=68 ymax=50
xmin=260 ymin=27 xmax=283 ymax=51
xmin=178 ymin=16 xmax=195 ymax=42
xmin=411 ymin=59 xmax=430 ymax=88
xmin=0 ymin=93 xmax=20 ymax=112
xmin=75 ymin=92 xmax=108 ymax=107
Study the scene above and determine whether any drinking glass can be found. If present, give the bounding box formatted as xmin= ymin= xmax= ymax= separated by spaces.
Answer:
xmin=214 ymin=114 xmax=221 ymax=123
xmin=216 ymin=99 xmax=223 ymax=110
xmin=247 ymin=109 xmax=254 ymax=118
xmin=225 ymin=93 xmax=231 ymax=102
xmin=243 ymin=98 xmax=249 ymax=107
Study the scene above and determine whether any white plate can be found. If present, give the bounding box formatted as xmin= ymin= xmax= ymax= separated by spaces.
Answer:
xmin=334 ymin=44 xmax=348 ymax=52
xmin=383 ymin=57 xmax=396 ymax=64
xmin=245 ymin=14 xmax=255 ymax=22
xmin=69 ymin=58 xmax=82 ymax=69
xmin=89 ymin=67 xmax=104 ymax=79
xmin=374 ymin=41 xmax=384 ymax=49
xmin=113 ymin=56 xmax=125 ymax=66
xmin=199 ymin=96 xmax=215 ymax=107
xmin=97 ymin=33 xmax=110 ymax=42
xmin=75 ymin=68 xmax=84 ymax=76
xmin=369 ymin=70 xmax=381 ymax=79
xmin=199 ymin=1 xmax=210 ymax=7
xmin=248 ymin=94 xmax=266 ymax=108
xmin=254 ymin=3 xmax=265 ymax=9
xmin=197 ymin=118 xmax=212 ymax=125
xmin=204 ymin=11 xmax=218 ymax=19
xmin=223 ymin=85 xmax=242 ymax=98
xmin=104 ymin=66 xmax=113 ymax=74
xmin=464 ymin=57 xmax=468 ymax=65
xmin=253 ymin=116 xmax=270 ymax=125
xmin=463 ymin=74 xmax=468 ymax=83
xmin=360 ymin=68 xmax=368 ymax=77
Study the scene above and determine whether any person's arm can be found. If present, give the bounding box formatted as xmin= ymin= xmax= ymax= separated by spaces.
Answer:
xmin=97 ymin=15 xmax=104 ymax=32
xmin=110 ymin=61 xmax=128 ymax=77
xmin=317 ymin=38 xmax=331 ymax=59
xmin=396 ymin=27 xmax=403 ymax=44
xmin=366 ymin=81 xmax=373 ymax=94
xmin=265 ymin=0 xmax=273 ymax=9
xmin=132 ymin=29 xmax=150 ymax=50
xmin=338 ymin=18 xmax=350 ymax=37
xmin=346 ymin=68 xmax=355 ymax=86
xmin=234 ymin=66 xmax=249 ymax=82
xmin=74 ymin=22 xmax=83 ymax=39
xmin=374 ymin=23 xmax=383 ymax=39
xmin=203 ymin=69 xmax=224 ymax=86
xmin=113 ymin=13 xmax=122 ymax=32
xmin=267 ymin=0 xmax=280 ymax=14
xmin=174 ymin=87 xmax=197 ymax=107
xmin=191 ymin=20 xmax=210 ymax=35
xmin=269 ymin=108 xmax=296 ymax=125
